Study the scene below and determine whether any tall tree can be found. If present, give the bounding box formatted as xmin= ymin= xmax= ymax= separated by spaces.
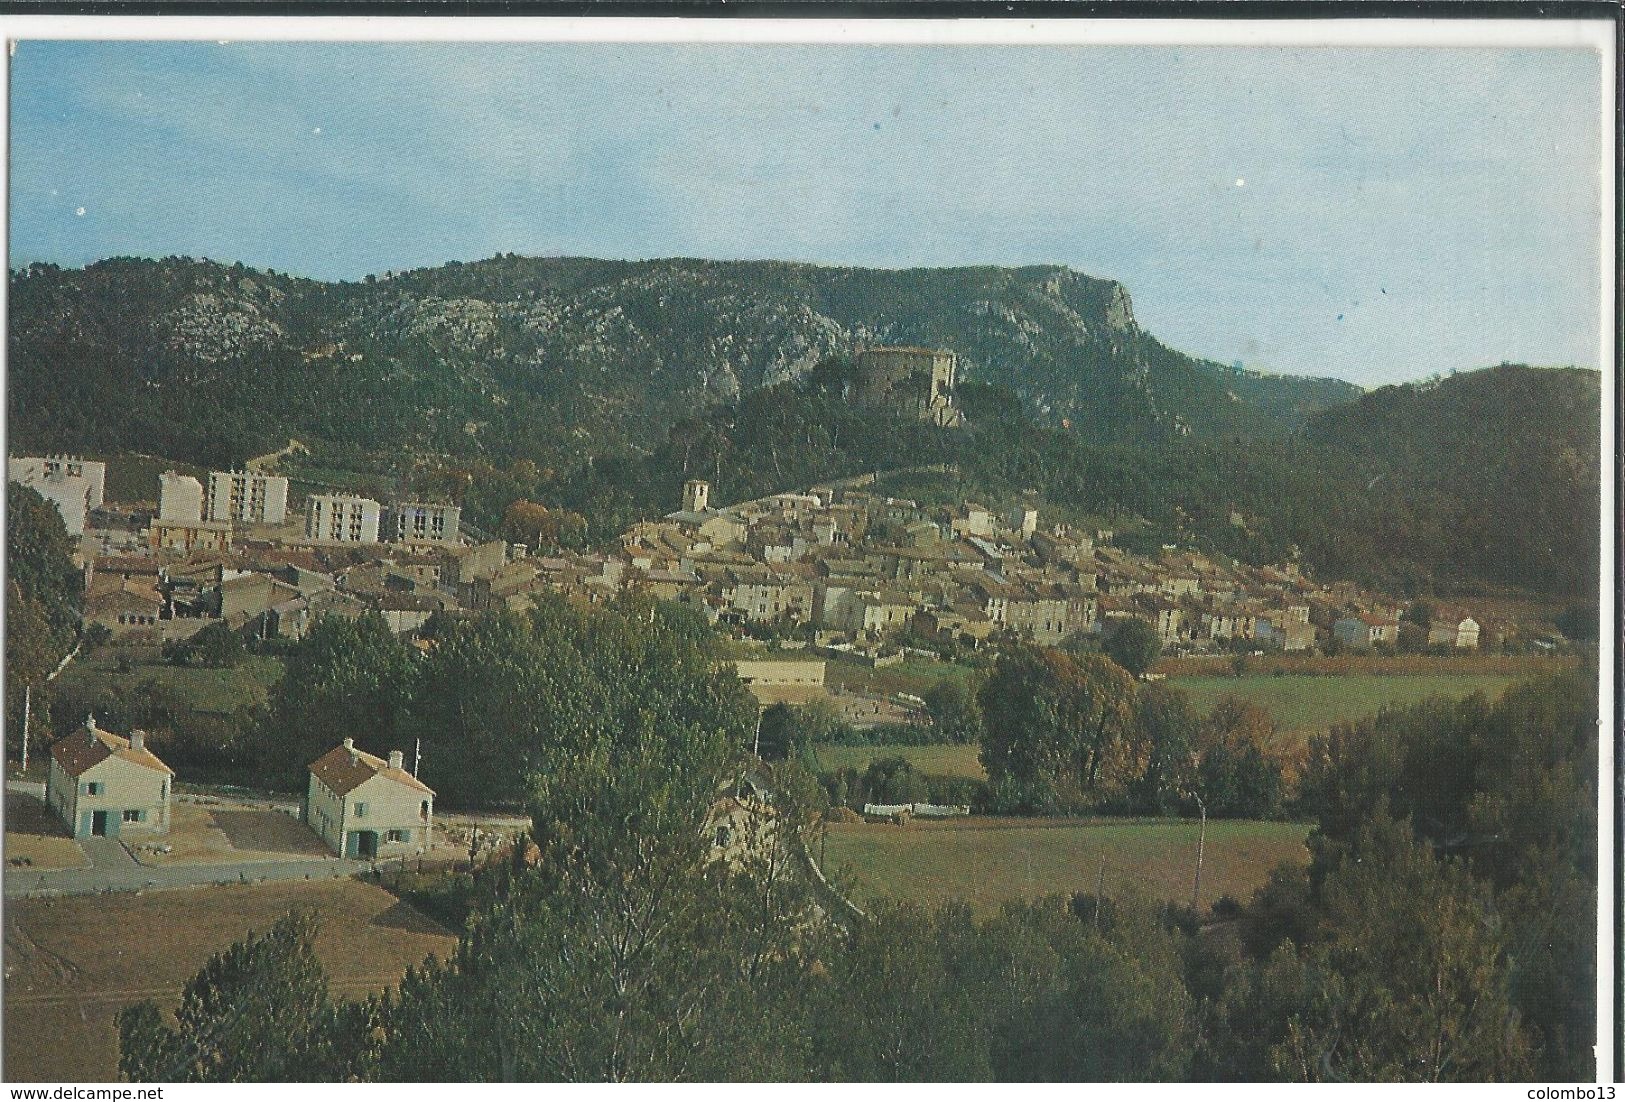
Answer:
xmin=376 ymin=639 xmax=823 ymax=1081
xmin=1269 ymin=817 xmax=1531 ymax=1082
xmin=969 ymin=897 xmax=1196 ymax=1081
xmin=979 ymin=646 xmax=1143 ymax=812
xmin=406 ymin=596 xmax=755 ymax=807
xmin=1103 ymin=617 xmax=1163 ymax=679
xmin=6 ymin=482 xmax=82 ymax=759
xmin=922 ymin=677 xmax=983 ymax=744
xmin=1132 ymin=682 xmax=1198 ymax=815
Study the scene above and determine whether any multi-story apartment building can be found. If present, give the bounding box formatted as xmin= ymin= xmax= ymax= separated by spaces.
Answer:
xmin=8 ymin=457 xmax=100 ymax=535
xmin=158 ymin=471 xmax=205 ymax=523
xmin=149 ymin=471 xmax=230 ymax=551
xmin=206 ymin=470 xmax=290 ymax=525
xmin=12 ymin=455 xmax=106 ymax=511
xmin=306 ymin=494 xmax=382 ymax=544
xmin=389 ymin=501 xmax=461 ymax=546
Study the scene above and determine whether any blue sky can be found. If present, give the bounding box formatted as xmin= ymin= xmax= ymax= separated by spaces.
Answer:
xmin=9 ymin=40 xmax=1605 ymax=386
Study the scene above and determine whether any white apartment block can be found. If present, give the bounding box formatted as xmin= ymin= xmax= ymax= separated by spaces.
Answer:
xmin=8 ymin=457 xmax=97 ymax=535
xmin=306 ymin=494 xmax=382 ymax=544
xmin=207 ymin=470 xmax=289 ymax=525
xmin=390 ymin=501 xmax=461 ymax=546
xmin=19 ymin=456 xmax=105 ymax=509
xmin=158 ymin=471 xmax=205 ymax=523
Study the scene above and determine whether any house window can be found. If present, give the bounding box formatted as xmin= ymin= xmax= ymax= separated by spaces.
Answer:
xmin=353 ymin=802 xmax=367 ymax=818
xmin=84 ymin=781 xmax=103 ymax=796
xmin=420 ymin=800 xmax=430 ymax=820
xmin=387 ymin=829 xmax=407 ymax=843
xmin=123 ymin=809 xmax=143 ymax=823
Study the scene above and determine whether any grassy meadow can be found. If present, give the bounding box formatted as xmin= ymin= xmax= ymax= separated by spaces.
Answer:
xmin=822 ymin=817 xmax=1309 ymax=917
xmin=823 ymin=657 xmax=978 ymax=699
xmin=811 ymin=742 xmax=985 ymax=780
xmin=1168 ymin=672 xmax=1519 ymax=744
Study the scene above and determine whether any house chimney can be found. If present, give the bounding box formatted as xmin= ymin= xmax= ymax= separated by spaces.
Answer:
xmin=130 ymin=730 xmax=145 ymax=752
xmin=388 ymin=750 xmax=404 ymax=771
xmin=343 ymin=736 xmax=358 ymax=765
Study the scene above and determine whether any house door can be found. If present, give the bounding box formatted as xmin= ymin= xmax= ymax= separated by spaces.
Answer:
xmin=91 ymin=810 xmax=108 ymax=837
xmin=358 ymin=831 xmax=378 ymax=859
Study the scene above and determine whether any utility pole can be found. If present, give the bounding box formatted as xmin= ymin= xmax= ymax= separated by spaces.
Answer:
xmin=413 ymin=737 xmax=422 ymax=777
xmin=20 ymin=684 xmax=31 ymax=774
xmin=1094 ymin=849 xmax=1106 ymax=930
xmin=1190 ymin=793 xmax=1208 ymax=914
xmin=752 ymin=709 xmax=763 ymax=760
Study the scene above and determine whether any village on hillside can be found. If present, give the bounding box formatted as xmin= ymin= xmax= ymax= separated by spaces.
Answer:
xmin=8 ymin=349 xmax=1516 ymax=691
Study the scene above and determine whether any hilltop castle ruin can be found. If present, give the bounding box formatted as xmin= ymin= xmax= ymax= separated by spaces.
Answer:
xmin=854 ymin=346 xmax=964 ymax=428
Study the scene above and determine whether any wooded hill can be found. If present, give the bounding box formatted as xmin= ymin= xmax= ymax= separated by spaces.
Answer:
xmin=7 ymin=257 xmax=1600 ymax=599
xmin=8 ymin=254 xmax=1356 ymax=465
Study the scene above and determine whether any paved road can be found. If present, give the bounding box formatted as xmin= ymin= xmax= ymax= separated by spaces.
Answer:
xmin=4 ymin=779 xmax=365 ymax=899
xmin=5 ymin=852 xmax=367 ymax=899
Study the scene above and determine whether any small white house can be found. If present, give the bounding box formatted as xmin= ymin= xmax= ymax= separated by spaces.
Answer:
xmin=304 ymin=738 xmax=434 ymax=859
xmin=45 ymin=718 xmax=173 ymax=839
xmin=1428 ymin=616 xmax=1481 ymax=650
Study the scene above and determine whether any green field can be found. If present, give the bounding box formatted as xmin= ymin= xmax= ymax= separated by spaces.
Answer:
xmin=822 ymin=817 xmax=1309 ymax=916
xmin=52 ymin=649 xmax=285 ymax=716
xmin=812 ymin=742 xmax=985 ymax=780
xmin=1169 ymin=673 xmax=1519 ymax=741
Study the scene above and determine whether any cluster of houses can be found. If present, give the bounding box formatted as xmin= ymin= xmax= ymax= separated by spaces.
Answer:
xmin=18 ymin=451 xmax=1492 ymax=660
xmin=609 ymin=478 xmax=1492 ymax=658
xmin=20 ymin=456 xmax=508 ymax=646
xmin=44 ymin=714 xmax=434 ymax=861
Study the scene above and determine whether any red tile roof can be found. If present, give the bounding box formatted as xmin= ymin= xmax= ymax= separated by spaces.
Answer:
xmin=50 ymin=722 xmax=173 ymax=777
xmin=308 ymin=742 xmax=434 ymax=797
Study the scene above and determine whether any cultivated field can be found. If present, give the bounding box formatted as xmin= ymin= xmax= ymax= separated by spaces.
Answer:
xmin=1170 ymin=672 xmax=1520 ymax=743
xmin=822 ymin=817 xmax=1309 ymax=917
xmin=811 ymin=742 xmax=985 ymax=780
xmin=1156 ymin=653 xmax=1572 ymax=678
xmin=3 ymin=878 xmax=457 ymax=1082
